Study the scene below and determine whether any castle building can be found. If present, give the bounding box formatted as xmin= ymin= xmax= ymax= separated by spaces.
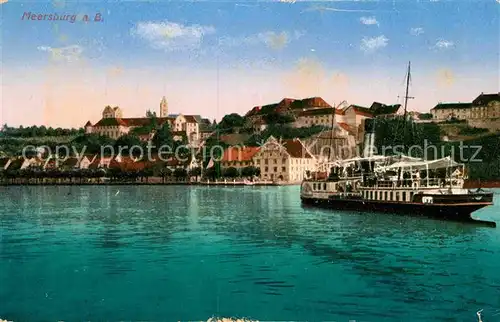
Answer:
xmin=84 ymin=97 xmax=213 ymax=145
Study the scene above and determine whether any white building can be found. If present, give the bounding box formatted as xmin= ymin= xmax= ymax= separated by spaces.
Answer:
xmin=84 ymin=98 xmax=203 ymax=145
xmin=253 ymin=136 xmax=317 ymax=183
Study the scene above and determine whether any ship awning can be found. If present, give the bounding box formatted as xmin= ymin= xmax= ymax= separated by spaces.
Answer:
xmin=341 ymin=155 xmax=389 ymax=164
xmin=378 ymin=157 xmax=461 ymax=171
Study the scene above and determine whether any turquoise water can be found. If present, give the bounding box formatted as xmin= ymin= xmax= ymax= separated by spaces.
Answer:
xmin=1 ymin=186 xmax=499 ymax=321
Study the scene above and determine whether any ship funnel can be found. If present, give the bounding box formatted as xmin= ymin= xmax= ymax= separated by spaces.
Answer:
xmin=363 ymin=119 xmax=376 ymax=157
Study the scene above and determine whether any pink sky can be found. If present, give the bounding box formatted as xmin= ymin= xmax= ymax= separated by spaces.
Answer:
xmin=2 ymin=60 xmax=498 ymax=128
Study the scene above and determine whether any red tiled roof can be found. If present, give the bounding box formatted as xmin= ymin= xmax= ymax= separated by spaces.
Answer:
xmin=183 ymin=115 xmax=198 ymax=123
xmin=337 ymin=122 xmax=355 ymax=135
xmin=0 ymin=158 xmax=11 ymax=167
xmin=298 ymin=108 xmax=335 ymax=117
xmin=61 ymin=157 xmax=79 ymax=167
xmin=221 ymin=146 xmax=260 ymax=162
xmin=110 ymin=157 xmax=149 ymax=171
xmin=290 ymin=97 xmax=332 ymax=110
xmin=347 ymin=105 xmax=373 ymax=117
xmin=94 ymin=117 xmax=174 ymax=127
xmin=354 ymin=109 xmax=373 ymax=117
xmin=246 ymin=97 xmax=332 ymax=117
xmin=335 ymin=109 xmax=345 ymax=115
xmin=253 ymin=119 xmax=266 ymax=125
xmin=311 ymin=172 xmax=328 ymax=180
xmin=89 ymin=156 xmax=113 ymax=168
xmin=282 ymin=139 xmax=313 ymax=158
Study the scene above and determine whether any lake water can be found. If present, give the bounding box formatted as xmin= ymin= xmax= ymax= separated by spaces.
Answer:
xmin=1 ymin=186 xmax=499 ymax=321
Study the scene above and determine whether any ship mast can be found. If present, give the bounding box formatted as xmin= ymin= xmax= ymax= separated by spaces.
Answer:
xmin=398 ymin=62 xmax=414 ymax=182
xmin=403 ymin=61 xmax=412 ymax=122
xmin=401 ymin=61 xmax=414 ymax=155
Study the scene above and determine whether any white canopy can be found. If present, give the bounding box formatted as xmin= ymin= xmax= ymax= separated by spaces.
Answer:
xmin=341 ymin=155 xmax=389 ymax=164
xmin=378 ymin=156 xmax=461 ymax=171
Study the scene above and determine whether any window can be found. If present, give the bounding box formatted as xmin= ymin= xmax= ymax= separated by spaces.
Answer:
xmin=390 ymin=192 xmax=393 ymax=201
xmin=313 ymin=183 xmax=317 ymax=190
xmin=274 ymin=159 xmax=277 ymax=164
xmin=323 ymin=183 xmax=327 ymax=190
xmin=282 ymin=158 xmax=286 ymax=163
xmin=370 ymin=191 xmax=373 ymax=199
xmin=410 ymin=192 xmax=414 ymax=202
xmin=265 ymin=160 xmax=268 ymax=165
xmin=281 ymin=167 xmax=286 ymax=172
xmin=402 ymin=192 xmax=406 ymax=202
xmin=396 ymin=192 xmax=399 ymax=201
xmin=265 ymin=167 xmax=268 ymax=172
xmin=273 ymin=167 xmax=277 ymax=172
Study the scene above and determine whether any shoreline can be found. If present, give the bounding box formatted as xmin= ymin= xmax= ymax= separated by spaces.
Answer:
xmin=0 ymin=181 xmax=299 ymax=187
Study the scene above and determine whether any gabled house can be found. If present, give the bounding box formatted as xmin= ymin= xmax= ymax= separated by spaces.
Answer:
xmin=60 ymin=157 xmax=80 ymax=171
xmin=252 ymin=136 xmax=317 ymax=183
xmin=369 ymin=102 xmax=401 ymax=117
xmin=220 ymin=146 xmax=260 ymax=169
xmin=0 ymin=158 xmax=12 ymax=171
xmin=79 ymin=155 xmax=96 ymax=169
xmin=89 ymin=156 xmax=114 ymax=169
xmin=6 ymin=158 xmax=32 ymax=171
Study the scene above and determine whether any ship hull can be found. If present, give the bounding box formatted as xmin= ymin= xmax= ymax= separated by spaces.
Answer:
xmin=301 ymin=193 xmax=494 ymax=224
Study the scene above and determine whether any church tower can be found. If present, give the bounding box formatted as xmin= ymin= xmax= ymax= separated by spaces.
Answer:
xmin=160 ymin=96 xmax=168 ymax=118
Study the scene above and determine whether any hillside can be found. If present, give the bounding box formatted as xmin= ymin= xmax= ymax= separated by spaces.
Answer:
xmin=437 ymin=122 xmax=493 ymax=141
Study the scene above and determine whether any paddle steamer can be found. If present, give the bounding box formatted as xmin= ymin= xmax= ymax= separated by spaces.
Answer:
xmin=301 ymin=119 xmax=494 ymax=224
xmin=300 ymin=63 xmax=495 ymax=225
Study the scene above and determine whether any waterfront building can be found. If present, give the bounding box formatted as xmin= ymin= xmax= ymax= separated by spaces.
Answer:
xmin=220 ymin=146 xmax=260 ymax=170
xmin=89 ymin=156 xmax=114 ymax=169
xmin=59 ymin=155 xmax=96 ymax=171
xmin=302 ymin=124 xmax=357 ymax=161
xmin=252 ymin=136 xmax=317 ymax=183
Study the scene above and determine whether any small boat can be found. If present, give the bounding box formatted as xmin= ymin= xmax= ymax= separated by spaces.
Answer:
xmin=243 ymin=179 xmax=255 ymax=185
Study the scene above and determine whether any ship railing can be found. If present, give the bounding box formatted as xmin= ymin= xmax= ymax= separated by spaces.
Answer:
xmin=364 ymin=178 xmax=464 ymax=189
xmin=332 ymin=192 xmax=362 ymax=198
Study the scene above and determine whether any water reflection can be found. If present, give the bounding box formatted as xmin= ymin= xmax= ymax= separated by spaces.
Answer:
xmin=1 ymin=186 xmax=499 ymax=320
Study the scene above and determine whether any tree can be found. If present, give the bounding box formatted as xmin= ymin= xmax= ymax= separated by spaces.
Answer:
xmin=71 ymin=134 xmax=115 ymax=155
xmin=217 ymin=113 xmax=245 ymax=132
xmin=241 ymin=166 xmax=258 ymax=177
xmin=263 ymin=111 xmax=295 ymax=125
xmin=114 ymin=134 xmax=143 ymax=157
xmin=189 ymin=167 xmax=202 ymax=181
xmin=223 ymin=167 xmax=239 ymax=178
xmin=161 ymin=167 xmax=172 ymax=182
xmin=418 ymin=113 xmax=433 ymax=120
xmin=173 ymin=168 xmax=188 ymax=180
xmin=153 ymin=122 xmax=174 ymax=152
xmin=146 ymin=110 xmax=157 ymax=118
